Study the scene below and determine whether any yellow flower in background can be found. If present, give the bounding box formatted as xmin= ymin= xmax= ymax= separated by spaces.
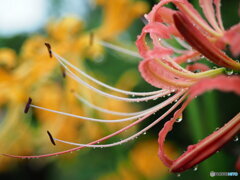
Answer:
xmin=0 ymin=0 xmax=148 ymax=170
xmin=96 ymin=0 xmax=149 ymax=39
xmin=0 ymin=48 xmax=16 ymax=69
xmin=130 ymin=140 xmax=178 ymax=179
xmin=99 ymin=139 xmax=178 ymax=180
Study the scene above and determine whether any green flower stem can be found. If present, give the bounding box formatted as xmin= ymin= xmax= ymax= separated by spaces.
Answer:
xmin=186 ymin=99 xmax=209 ymax=178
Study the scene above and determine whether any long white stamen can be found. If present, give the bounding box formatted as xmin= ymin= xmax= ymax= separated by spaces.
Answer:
xmin=53 ymin=52 xmax=164 ymax=97
xmin=165 ymin=56 xmax=195 ymax=74
xmin=54 ymin=93 xmax=187 ymax=148
xmin=161 ymin=40 xmax=189 ymax=54
xmin=74 ymin=92 xmax=172 ymax=116
xmin=30 ymin=91 xmax=185 ymax=123
xmin=98 ymin=41 xmax=142 ymax=59
xmin=66 ymin=67 xmax=171 ymax=102
xmin=174 ymin=37 xmax=192 ymax=50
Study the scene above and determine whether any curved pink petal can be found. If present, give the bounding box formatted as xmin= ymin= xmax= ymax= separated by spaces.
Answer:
xmin=158 ymin=75 xmax=240 ymax=172
xmin=139 ymin=58 xmax=194 ymax=89
xmin=136 ymin=22 xmax=173 ymax=58
xmin=223 ymin=24 xmax=240 ymax=57
xmin=146 ymin=6 xmax=182 ymax=38
xmin=151 ymin=0 xmax=215 ymax=36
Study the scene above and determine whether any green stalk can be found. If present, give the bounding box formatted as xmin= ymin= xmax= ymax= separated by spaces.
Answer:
xmin=186 ymin=99 xmax=209 ymax=179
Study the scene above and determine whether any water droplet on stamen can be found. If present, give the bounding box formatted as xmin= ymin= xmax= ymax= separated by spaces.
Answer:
xmin=176 ymin=116 xmax=183 ymax=123
xmin=233 ymin=135 xmax=239 ymax=142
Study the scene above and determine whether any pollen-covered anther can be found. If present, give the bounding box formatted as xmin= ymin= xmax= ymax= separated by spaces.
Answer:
xmin=44 ymin=42 xmax=52 ymax=58
xmin=24 ymin=97 xmax=32 ymax=114
xmin=47 ymin=130 xmax=56 ymax=146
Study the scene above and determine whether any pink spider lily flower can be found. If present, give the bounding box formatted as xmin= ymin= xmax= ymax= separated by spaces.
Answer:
xmin=1 ymin=0 xmax=240 ymax=175
xmin=136 ymin=0 xmax=240 ymax=90
xmin=135 ymin=0 xmax=240 ymax=172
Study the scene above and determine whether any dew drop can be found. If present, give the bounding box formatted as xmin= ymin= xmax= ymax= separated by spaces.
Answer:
xmin=167 ymin=93 xmax=171 ymax=96
xmin=174 ymin=99 xmax=178 ymax=103
xmin=193 ymin=165 xmax=198 ymax=171
xmin=176 ymin=116 xmax=183 ymax=123
xmin=176 ymin=173 xmax=181 ymax=177
xmin=233 ymin=135 xmax=238 ymax=142
xmin=225 ymin=69 xmax=233 ymax=75
xmin=143 ymin=132 xmax=147 ymax=135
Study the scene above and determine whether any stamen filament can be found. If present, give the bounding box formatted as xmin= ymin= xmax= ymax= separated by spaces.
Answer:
xmin=161 ymin=40 xmax=189 ymax=54
xmin=98 ymin=41 xmax=142 ymax=59
xmin=66 ymin=69 xmax=170 ymax=102
xmin=74 ymin=93 xmax=155 ymax=116
xmin=174 ymin=37 xmax=192 ymax=50
xmin=53 ymin=52 xmax=164 ymax=96
xmin=1 ymin=92 xmax=187 ymax=159
xmin=54 ymin=93 xmax=187 ymax=148
xmin=30 ymin=91 xmax=185 ymax=123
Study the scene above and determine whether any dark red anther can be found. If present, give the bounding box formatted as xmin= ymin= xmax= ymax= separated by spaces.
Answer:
xmin=47 ymin=131 xmax=56 ymax=146
xmin=45 ymin=43 xmax=52 ymax=58
xmin=24 ymin=97 xmax=32 ymax=114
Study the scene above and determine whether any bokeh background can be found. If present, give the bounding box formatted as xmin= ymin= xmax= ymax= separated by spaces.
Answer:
xmin=0 ymin=0 xmax=239 ymax=180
